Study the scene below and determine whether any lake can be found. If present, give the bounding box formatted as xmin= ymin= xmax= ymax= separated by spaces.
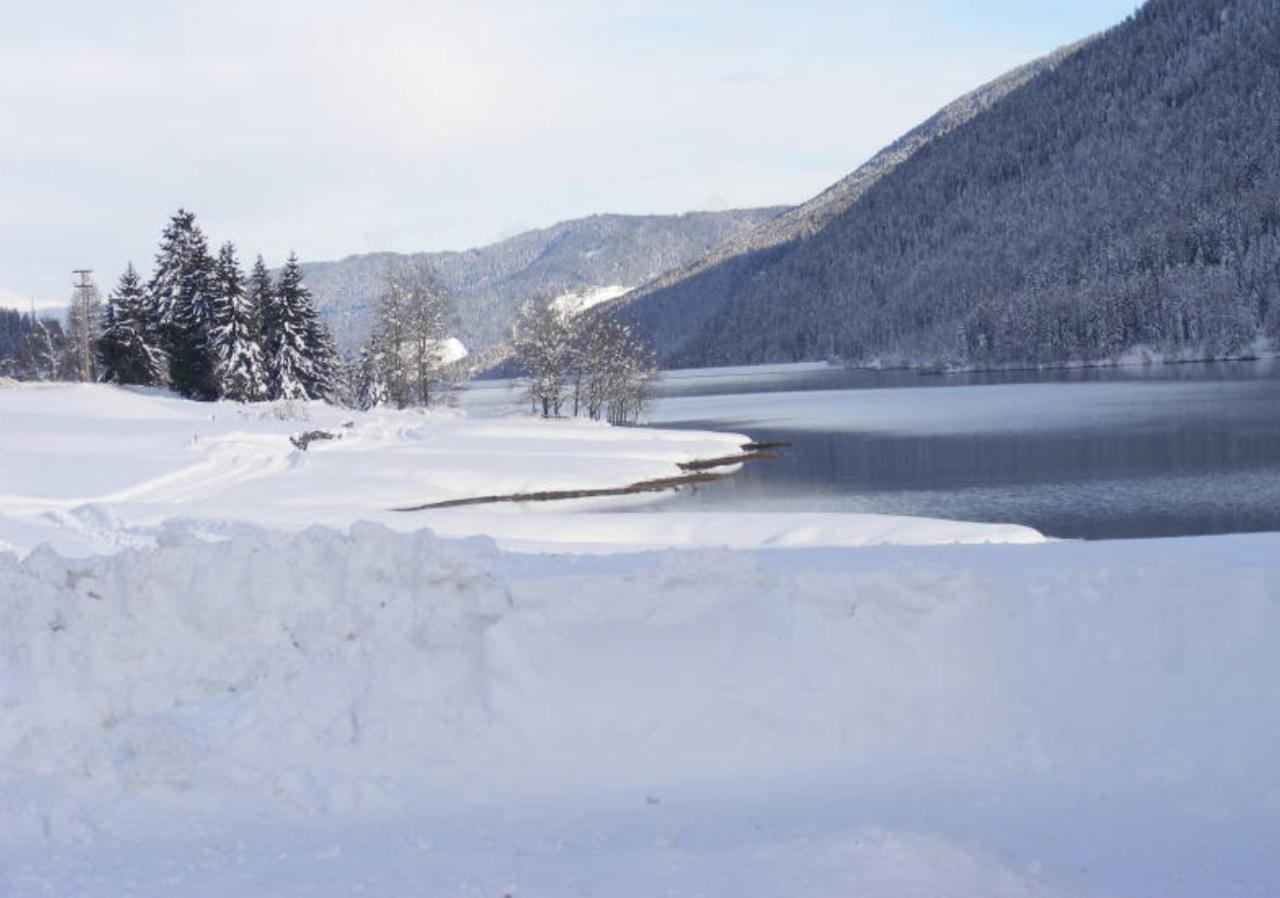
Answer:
xmin=646 ymin=360 xmax=1280 ymax=540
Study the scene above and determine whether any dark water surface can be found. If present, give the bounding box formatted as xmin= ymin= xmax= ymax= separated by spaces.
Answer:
xmin=647 ymin=361 xmax=1280 ymax=540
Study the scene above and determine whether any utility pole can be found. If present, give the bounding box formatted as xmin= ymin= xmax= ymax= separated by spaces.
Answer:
xmin=72 ymin=269 xmax=97 ymax=382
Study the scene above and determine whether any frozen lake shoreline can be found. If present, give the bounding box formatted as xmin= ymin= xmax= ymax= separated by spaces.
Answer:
xmin=0 ymin=383 xmax=1045 ymax=557
xmin=3 ymin=382 xmax=1277 ymax=897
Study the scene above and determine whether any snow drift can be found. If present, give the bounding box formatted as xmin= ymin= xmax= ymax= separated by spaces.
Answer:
xmin=2 ymin=524 xmax=1278 ymax=896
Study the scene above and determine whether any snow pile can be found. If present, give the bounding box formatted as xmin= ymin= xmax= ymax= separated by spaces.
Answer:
xmin=0 ymin=524 xmax=508 ymax=837
xmin=2 ymin=524 xmax=1278 ymax=895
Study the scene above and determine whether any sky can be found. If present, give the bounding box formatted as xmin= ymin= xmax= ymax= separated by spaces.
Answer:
xmin=0 ymin=0 xmax=1139 ymax=306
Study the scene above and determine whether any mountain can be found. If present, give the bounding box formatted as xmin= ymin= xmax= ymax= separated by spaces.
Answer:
xmin=300 ymin=209 xmax=786 ymax=356
xmin=610 ymin=0 xmax=1280 ymax=369
xmin=0 ymin=286 xmax=63 ymax=314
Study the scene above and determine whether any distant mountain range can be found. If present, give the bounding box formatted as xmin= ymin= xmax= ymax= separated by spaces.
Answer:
xmin=0 ymin=286 xmax=62 ymax=315
xmin=301 ymin=209 xmax=786 ymax=356
xmin=607 ymin=0 xmax=1280 ymax=369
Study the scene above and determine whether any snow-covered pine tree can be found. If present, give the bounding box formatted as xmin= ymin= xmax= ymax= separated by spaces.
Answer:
xmin=98 ymin=263 xmax=167 ymax=385
xmin=208 ymin=242 xmax=267 ymax=401
xmin=353 ymin=340 xmax=391 ymax=409
xmin=146 ymin=210 xmax=197 ymax=337
xmin=248 ymin=255 xmax=279 ymax=397
xmin=302 ymin=297 xmax=340 ymax=403
xmin=148 ymin=209 xmax=217 ymax=398
xmin=269 ymin=252 xmax=323 ymax=401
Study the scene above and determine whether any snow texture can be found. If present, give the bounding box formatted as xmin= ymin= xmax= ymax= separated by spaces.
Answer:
xmin=3 ymin=382 xmax=1272 ymax=896
xmin=0 ymin=524 xmax=1277 ymax=896
xmin=0 ymin=383 xmax=1040 ymax=558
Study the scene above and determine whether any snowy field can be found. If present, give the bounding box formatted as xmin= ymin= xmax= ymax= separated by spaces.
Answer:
xmin=1 ymin=383 xmax=1277 ymax=897
xmin=0 ymin=383 xmax=1040 ymax=558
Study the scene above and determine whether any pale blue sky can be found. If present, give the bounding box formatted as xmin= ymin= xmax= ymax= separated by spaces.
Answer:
xmin=0 ymin=0 xmax=1139 ymax=304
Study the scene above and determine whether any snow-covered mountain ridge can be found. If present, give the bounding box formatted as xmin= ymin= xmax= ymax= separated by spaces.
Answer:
xmin=299 ymin=208 xmax=787 ymax=357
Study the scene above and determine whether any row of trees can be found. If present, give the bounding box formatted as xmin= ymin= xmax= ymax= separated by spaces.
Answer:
xmin=4 ymin=212 xmax=657 ymax=425
xmin=342 ymin=261 xmax=656 ymax=425
xmin=0 ymin=308 xmax=65 ymax=381
xmin=511 ymin=298 xmax=656 ymax=424
xmin=46 ymin=209 xmax=338 ymax=402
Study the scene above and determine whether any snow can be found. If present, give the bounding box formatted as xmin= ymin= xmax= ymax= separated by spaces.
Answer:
xmin=2 ymin=382 xmax=1275 ymax=896
xmin=437 ymin=335 xmax=468 ymax=364
xmin=1 ymin=524 xmax=1277 ymax=896
xmin=0 ymin=383 xmax=1039 ymax=558
xmin=549 ymin=283 xmax=630 ymax=316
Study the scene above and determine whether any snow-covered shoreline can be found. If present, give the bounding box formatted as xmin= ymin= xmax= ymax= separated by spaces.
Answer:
xmin=4 ymin=383 xmax=1277 ymax=896
xmin=0 ymin=383 xmax=1044 ymax=557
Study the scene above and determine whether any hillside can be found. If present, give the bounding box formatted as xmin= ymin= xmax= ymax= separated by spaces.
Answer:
xmin=602 ymin=40 xmax=1089 ymax=355
xmin=301 ymin=208 xmax=785 ymax=356
xmin=612 ymin=0 xmax=1280 ymax=369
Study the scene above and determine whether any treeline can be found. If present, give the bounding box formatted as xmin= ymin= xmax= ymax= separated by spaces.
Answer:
xmin=0 ymin=308 xmax=65 ymax=380
xmin=511 ymin=299 xmax=656 ymax=425
xmin=4 ymin=209 xmax=657 ymax=424
xmin=5 ymin=209 xmax=340 ymax=402
xmin=619 ymin=0 xmax=1280 ymax=370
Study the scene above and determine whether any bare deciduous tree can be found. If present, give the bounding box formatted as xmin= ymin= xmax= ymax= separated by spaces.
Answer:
xmin=362 ymin=261 xmax=461 ymax=409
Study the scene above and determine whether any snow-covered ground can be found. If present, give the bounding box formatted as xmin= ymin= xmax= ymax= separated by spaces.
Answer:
xmin=550 ymin=284 xmax=631 ymax=317
xmin=2 ymin=382 xmax=1276 ymax=897
xmin=0 ymin=383 xmax=1039 ymax=558
xmin=2 ymin=525 xmax=1277 ymax=896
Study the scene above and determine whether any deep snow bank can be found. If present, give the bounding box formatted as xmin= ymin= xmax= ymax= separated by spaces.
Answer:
xmin=2 ymin=524 xmax=1278 ymax=896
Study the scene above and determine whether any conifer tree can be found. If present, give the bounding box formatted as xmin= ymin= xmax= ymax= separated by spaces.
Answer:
xmin=248 ymin=255 xmax=278 ymax=396
xmin=208 ymin=242 xmax=267 ymax=401
xmin=99 ymin=263 xmax=166 ymax=385
xmin=148 ymin=209 xmax=217 ymax=398
xmin=303 ymin=314 xmax=339 ymax=401
xmin=147 ymin=209 xmax=196 ymax=333
xmin=353 ymin=341 xmax=390 ymax=409
xmin=268 ymin=252 xmax=324 ymax=400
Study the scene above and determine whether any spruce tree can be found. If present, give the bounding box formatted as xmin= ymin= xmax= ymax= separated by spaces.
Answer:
xmin=269 ymin=252 xmax=323 ymax=400
xmin=251 ymin=255 xmax=281 ymax=398
xmin=208 ymin=242 xmax=267 ymax=401
xmin=147 ymin=209 xmax=217 ymax=399
xmin=147 ymin=209 xmax=196 ymax=333
xmin=99 ymin=263 xmax=166 ymax=385
xmin=303 ymin=315 xmax=339 ymax=401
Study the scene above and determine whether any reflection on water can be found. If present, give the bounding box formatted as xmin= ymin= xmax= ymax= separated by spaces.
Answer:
xmin=647 ymin=360 xmax=1280 ymax=540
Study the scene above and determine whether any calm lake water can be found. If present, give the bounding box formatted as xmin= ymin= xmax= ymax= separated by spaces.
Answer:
xmin=646 ymin=360 xmax=1280 ymax=540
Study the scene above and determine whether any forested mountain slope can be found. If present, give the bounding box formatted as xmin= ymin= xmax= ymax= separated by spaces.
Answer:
xmin=604 ymin=39 xmax=1089 ymax=352
xmin=301 ymin=209 xmax=785 ymax=356
xmin=613 ymin=0 xmax=1280 ymax=368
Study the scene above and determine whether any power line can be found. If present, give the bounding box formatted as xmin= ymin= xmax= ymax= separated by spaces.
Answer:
xmin=71 ymin=269 xmax=97 ymax=381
